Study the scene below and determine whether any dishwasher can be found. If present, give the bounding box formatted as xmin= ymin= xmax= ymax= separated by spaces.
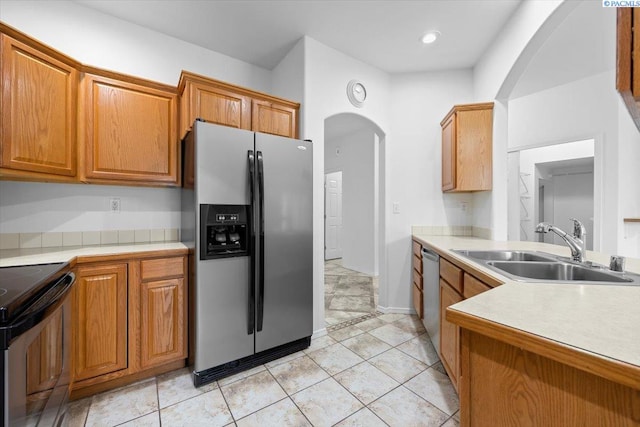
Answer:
xmin=421 ymin=247 xmax=440 ymax=354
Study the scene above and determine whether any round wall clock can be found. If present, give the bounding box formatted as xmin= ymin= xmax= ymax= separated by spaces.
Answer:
xmin=347 ymin=80 xmax=367 ymax=108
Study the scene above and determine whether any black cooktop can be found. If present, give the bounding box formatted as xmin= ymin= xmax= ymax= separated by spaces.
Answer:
xmin=0 ymin=263 xmax=69 ymax=323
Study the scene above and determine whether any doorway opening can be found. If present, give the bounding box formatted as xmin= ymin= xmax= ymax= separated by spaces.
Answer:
xmin=323 ymin=113 xmax=384 ymax=328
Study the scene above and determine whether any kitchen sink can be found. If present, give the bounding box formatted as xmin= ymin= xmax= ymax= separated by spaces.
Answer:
xmin=487 ymin=261 xmax=635 ymax=283
xmin=453 ymin=250 xmax=557 ymax=262
xmin=452 ymin=249 xmax=640 ymax=285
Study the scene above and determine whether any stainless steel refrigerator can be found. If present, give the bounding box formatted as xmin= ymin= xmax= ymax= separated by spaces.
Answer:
xmin=181 ymin=121 xmax=313 ymax=387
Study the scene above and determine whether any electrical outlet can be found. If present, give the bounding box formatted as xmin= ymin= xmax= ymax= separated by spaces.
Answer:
xmin=393 ymin=202 xmax=400 ymax=214
xmin=460 ymin=201 xmax=468 ymax=212
xmin=110 ymin=198 xmax=121 ymax=213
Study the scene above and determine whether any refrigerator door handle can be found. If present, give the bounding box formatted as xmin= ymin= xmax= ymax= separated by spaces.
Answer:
xmin=257 ymin=150 xmax=265 ymax=332
xmin=247 ymin=150 xmax=256 ymax=335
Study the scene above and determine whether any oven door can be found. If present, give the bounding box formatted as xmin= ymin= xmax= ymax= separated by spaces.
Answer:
xmin=2 ymin=272 xmax=74 ymax=427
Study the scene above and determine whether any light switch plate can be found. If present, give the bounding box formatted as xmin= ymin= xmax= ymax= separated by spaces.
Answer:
xmin=393 ymin=202 xmax=400 ymax=214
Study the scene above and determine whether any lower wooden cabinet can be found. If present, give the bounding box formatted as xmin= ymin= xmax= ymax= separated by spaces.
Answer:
xmin=71 ymin=253 xmax=187 ymax=398
xmin=433 ymin=249 xmax=501 ymax=394
xmin=440 ymin=278 xmax=463 ymax=392
xmin=73 ymin=263 xmax=128 ymax=381
xmin=411 ymin=239 xmax=424 ymax=319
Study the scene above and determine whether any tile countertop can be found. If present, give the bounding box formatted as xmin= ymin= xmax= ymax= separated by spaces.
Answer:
xmin=0 ymin=242 xmax=189 ymax=267
xmin=412 ymin=235 xmax=640 ymax=370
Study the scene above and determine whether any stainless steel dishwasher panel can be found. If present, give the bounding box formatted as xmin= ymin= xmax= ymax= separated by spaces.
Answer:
xmin=421 ymin=248 xmax=440 ymax=354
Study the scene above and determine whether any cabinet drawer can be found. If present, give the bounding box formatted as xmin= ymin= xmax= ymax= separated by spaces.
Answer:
xmin=141 ymin=257 xmax=184 ymax=281
xmin=412 ymin=240 xmax=422 ymax=257
xmin=413 ymin=269 xmax=423 ymax=290
xmin=440 ymin=258 xmax=463 ymax=294
xmin=463 ymin=273 xmax=492 ymax=299
xmin=412 ymin=283 xmax=423 ymax=319
xmin=412 ymin=254 xmax=422 ymax=274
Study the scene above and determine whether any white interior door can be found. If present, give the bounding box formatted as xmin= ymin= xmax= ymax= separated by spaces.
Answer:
xmin=325 ymin=171 xmax=343 ymax=260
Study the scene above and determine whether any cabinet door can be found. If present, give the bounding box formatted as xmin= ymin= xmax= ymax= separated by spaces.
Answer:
xmin=412 ymin=283 xmax=423 ymax=319
xmin=81 ymin=73 xmax=178 ymax=185
xmin=441 ymin=114 xmax=455 ymax=191
xmin=252 ymin=100 xmax=297 ymax=138
xmin=0 ymin=34 xmax=77 ymax=178
xmin=456 ymin=109 xmax=492 ymax=191
xmin=140 ymin=278 xmax=186 ymax=369
xmin=73 ymin=264 xmax=128 ymax=381
xmin=440 ymin=278 xmax=463 ymax=392
xmin=181 ymin=81 xmax=251 ymax=138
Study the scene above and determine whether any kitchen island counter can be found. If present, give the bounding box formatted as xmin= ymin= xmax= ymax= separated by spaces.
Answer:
xmin=412 ymin=234 xmax=640 ymax=389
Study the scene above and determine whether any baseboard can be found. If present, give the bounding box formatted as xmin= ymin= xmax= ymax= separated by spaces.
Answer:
xmin=312 ymin=328 xmax=327 ymax=339
xmin=377 ymin=305 xmax=415 ymax=315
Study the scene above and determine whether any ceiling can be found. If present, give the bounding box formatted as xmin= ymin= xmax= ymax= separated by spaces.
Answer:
xmin=73 ymin=0 xmax=521 ymax=73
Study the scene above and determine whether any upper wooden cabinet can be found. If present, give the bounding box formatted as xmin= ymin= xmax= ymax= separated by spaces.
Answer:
xmin=440 ymin=102 xmax=494 ymax=192
xmin=178 ymin=71 xmax=300 ymax=139
xmin=79 ymin=69 xmax=179 ymax=186
xmin=617 ymin=8 xmax=640 ymax=132
xmin=0 ymin=30 xmax=79 ymax=181
xmin=178 ymin=73 xmax=251 ymax=137
xmin=252 ymin=99 xmax=297 ymax=138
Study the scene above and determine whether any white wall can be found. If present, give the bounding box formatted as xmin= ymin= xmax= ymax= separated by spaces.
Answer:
xmin=388 ymin=69 xmax=474 ymax=311
xmin=271 ymin=38 xmax=305 ymax=134
xmin=0 ymin=1 xmax=272 ymax=234
xmin=472 ymin=0 xmax=565 ymax=239
xmin=511 ymin=140 xmax=595 ymax=246
xmin=0 ymin=1 xmax=271 ymax=89
xmin=0 ymin=182 xmax=180 ymax=233
xmin=325 ymin=128 xmax=377 ymax=275
xmin=301 ymin=37 xmax=390 ymax=330
xmin=551 ymin=170 xmax=594 ymax=249
xmin=617 ymin=98 xmax=640 ymax=258
xmin=507 ymin=71 xmax=617 ymax=252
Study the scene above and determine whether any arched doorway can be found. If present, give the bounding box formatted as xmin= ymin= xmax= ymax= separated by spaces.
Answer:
xmin=323 ymin=113 xmax=386 ymax=328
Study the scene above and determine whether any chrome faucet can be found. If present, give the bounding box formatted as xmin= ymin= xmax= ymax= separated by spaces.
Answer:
xmin=535 ymin=218 xmax=587 ymax=263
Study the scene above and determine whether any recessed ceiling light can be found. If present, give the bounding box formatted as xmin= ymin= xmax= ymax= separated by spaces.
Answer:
xmin=421 ymin=31 xmax=441 ymax=44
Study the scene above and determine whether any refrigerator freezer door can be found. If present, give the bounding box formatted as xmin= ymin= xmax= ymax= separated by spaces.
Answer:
xmin=193 ymin=122 xmax=255 ymax=372
xmin=254 ymin=133 xmax=313 ymax=353
xmin=195 ymin=121 xmax=255 ymax=205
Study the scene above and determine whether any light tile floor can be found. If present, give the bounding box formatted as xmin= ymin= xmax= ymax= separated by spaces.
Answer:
xmin=325 ymin=259 xmax=378 ymax=328
xmin=67 ymin=314 xmax=459 ymax=427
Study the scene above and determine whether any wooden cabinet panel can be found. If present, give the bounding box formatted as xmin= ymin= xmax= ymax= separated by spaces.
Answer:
xmin=441 ymin=114 xmax=455 ymax=191
xmin=412 ymin=283 xmax=423 ymax=320
xmin=412 ymin=268 xmax=423 ymax=290
xmin=74 ymin=263 xmax=128 ymax=381
xmin=460 ymin=330 xmax=640 ymax=427
xmin=80 ymin=72 xmax=178 ymax=185
xmin=141 ymin=257 xmax=185 ymax=281
xmin=180 ymin=81 xmax=251 ymax=138
xmin=140 ymin=278 xmax=186 ymax=369
xmin=412 ymin=254 xmax=422 ymax=275
xmin=440 ymin=258 xmax=463 ymax=293
xmin=252 ymin=100 xmax=297 ymax=138
xmin=463 ymin=273 xmax=492 ymax=299
xmin=440 ymin=279 xmax=463 ymax=392
xmin=1 ymin=33 xmax=77 ymax=179
xmin=178 ymin=71 xmax=299 ymax=140
xmin=412 ymin=240 xmax=422 ymax=257
xmin=440 ymin=103 xmax=493 ymax=192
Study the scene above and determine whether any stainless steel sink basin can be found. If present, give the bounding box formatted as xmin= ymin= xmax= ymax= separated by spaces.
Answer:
xmin=454 ymin=250 xmax=557 ymax=262
xmin=452 ymin=249 xmax=640 ymax=285
xmin=487 ymin=261 xmax=635 ymax=283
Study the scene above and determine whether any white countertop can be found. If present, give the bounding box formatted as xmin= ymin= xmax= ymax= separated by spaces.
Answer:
xmin=412 ymin=235 xmax=640 ymax=369
xmin=0 ymin=242 xmax=189 ymax=267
